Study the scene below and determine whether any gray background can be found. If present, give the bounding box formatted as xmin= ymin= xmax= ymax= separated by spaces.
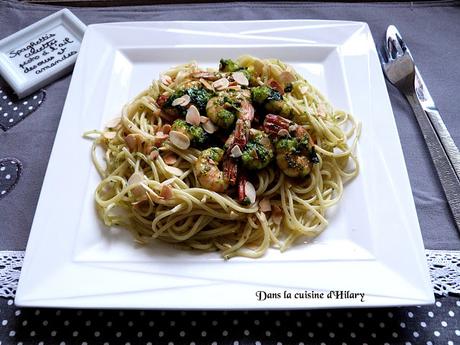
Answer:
xmin=0 ymin=0 xmax=459 ymax=250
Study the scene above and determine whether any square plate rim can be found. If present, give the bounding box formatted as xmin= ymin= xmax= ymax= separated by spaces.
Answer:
xmin=15 ymin=19 xmax=434 ymax=309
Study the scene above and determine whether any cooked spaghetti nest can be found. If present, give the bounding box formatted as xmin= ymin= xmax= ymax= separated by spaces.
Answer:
xmin=84 ymin=55 xmax=360 ymax=259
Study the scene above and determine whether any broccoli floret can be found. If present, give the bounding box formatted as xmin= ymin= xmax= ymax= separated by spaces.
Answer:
xmin=251 ymin=86 xmax=282 ymax=105
xmin=171 ymin=119 xmax=208 ymax=146
xmin=186 ymin=87 xmax=212 ymax=113
xmin=219 ymin=59 xmax=240 ymax=72
xmin=164 ymin=87 xmax=212 ymax=115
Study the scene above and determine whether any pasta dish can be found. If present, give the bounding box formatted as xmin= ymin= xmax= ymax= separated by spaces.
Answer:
xmin=85 ymin=56 xmax=360 ymax=259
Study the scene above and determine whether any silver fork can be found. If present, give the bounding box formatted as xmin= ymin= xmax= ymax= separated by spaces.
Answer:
xmin=379 ymin=26 xmax=460 ymax=231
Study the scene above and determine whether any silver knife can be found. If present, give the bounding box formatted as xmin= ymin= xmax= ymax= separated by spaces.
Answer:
xmin=387 ymin=26 xmax=460 ymax=181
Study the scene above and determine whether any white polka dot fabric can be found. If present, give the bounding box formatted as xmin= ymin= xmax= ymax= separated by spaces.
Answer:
xmin=0 ymin=158 xmax=22 ymax=200
xmin=0 ymin=81 xmax=46 ymax=131
xmin=0 ymin=297 xmax=459 ymax=344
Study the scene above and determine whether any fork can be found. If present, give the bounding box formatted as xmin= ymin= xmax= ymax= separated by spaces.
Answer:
xmin=379 ymin=26 xmax=460 ymax=231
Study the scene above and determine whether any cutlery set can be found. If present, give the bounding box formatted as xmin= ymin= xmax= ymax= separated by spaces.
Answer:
xmin=380 ymin=25 xmax=460 ymax=232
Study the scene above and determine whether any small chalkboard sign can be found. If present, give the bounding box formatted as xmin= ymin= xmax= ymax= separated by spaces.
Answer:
xmin=0 ymin=9 xmax=86 ymax=98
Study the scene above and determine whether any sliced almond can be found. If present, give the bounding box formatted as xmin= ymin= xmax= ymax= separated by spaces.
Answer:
xmin=128 ymin=172 xmax=146 ymax=197
xmin=202 ymin=120 xmax=218 ymax=134
xmin=192 ymin=71 xmax=218 ymax=80
xmin=149 ymin=150 xmax=159 ymax=160
xmin=232 ymin=71 xmax=249 ymax=86
xmin=163 ymin=153 xmax=177 ymax=165
xmin=272 ymin=205 xmax=283 ymax=225
xmin=161 ymin=124 xmax=172 ymax=134
xmin=277 ymin=129 xmax=289 ymax=137
xmin=200 ymin=116 xmax=209 ymax=123
xmin=160 ymin=184 xmax=173 ymax=200
xmin=169 ymin=130 xmax=190 ymax=150
xmin=160 ymin=74 xmax=173 ymax=85
xmin=244 ymin=181 xmax=257 ymax=205
xmin=164 ymin=165 xmax=184 ymax=177
xmin=279 ymin=71 xmax=296 ymax=84
xmin=171 ymin=94 xmax=191 ymax=107
xmin=105 ymin=116 xmax=121 ymax=128
xmin=103 ymin=131 xmax=116 ymax=139
xmin=200 ymin=78 xmax=214 ymax=91
xmin=185 ymin=105 xmax=201 ymax=126
xmin=143 ymin=143 xmax=153 ymax=155
xmin=259 ymin=197 xmax=272 ymax=212
xmin=153 ymin=132 xmax=169 ymax=146
xmin=212 ymin=77 xmax=230 ymax=91
xmin=125 ymin=134 xmax=139 ymax=151
xmin=230 ymin=145 xmax=243 ymax=158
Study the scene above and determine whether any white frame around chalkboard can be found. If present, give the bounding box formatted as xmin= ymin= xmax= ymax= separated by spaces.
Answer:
xmin=0 ymin=9 xmax=86 ymax=98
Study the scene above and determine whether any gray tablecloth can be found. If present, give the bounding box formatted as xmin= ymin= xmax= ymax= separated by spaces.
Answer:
xmin=0 ymin=0 xmax=459 ymax=250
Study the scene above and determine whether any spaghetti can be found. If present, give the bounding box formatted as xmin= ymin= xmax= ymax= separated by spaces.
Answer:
xmin=85 ymin=55 xmax=360 ymax=259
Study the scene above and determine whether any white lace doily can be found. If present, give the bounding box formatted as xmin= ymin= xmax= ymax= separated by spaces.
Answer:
xmin=0 ymin=251 xmax=24 ymax=298
xmin=0 ymin=250 xmax=459 ymax=298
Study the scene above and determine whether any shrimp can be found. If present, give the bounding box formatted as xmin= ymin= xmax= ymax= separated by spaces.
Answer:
xmin=240 ymin=129 xmax=274 ymax=170
xmin=206 ymin=91 xmax=252 ymax=129
xmin=194 ymin=147 xmax=229 ymax=192
xmin=222 ymin=100 xmax=255 ymax=185
xmin=263 ymin=114 xmax=319 ymax=178
xmin=251 ymin=85 xmax=294 ymax=119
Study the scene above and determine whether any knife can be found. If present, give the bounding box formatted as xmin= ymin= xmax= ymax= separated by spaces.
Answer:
xmin=387 ymin=26 xmax=460 ymax=181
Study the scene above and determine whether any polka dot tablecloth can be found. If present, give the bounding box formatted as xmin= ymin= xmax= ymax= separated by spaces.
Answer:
xmin=1 ymin=297 xmax=459 ymax=345
xmin=0 ymin=82 xmax=45 ymax=132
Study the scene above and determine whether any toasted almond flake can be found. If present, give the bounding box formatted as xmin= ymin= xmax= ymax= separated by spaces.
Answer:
xmin=169 ymin=130 xmax=190 ymax=150
xmin=245 ymin=181 xmax=257 ymax=204
xmin=162 ymin=124 xmax=171 ymax=134
xmin=160 ymin=74 xmax=173 ymax=85
xmin=230 ymin=145 xmax=243 ymax=158
xmin=279 ymin=71 xmax=296 ymax=84
xmin=163 ymin=153 xmax=177 ymax=165
xmin=212 ymin=77 xmax=229 ymax=91
xmin=171 ymin=94 xmax=191 ymax=107
xmin=200 ymin=78 xmax=214 ymax=91
xmin=149 ymin=150 xmax=159 ymax=160
xmin=185 ymin=105 xmax=201 ymax=126
xmin=202 ymin=120 xmax=218 ymax=134
xmin=153 ymin=131 xmax=169 ymax=146
xmin=272 ymin=205 xmax=283 ymax=225
xmin=200 ymin=116 xmax=209 ymax=123
xmin=125 ymin=134 xmax=139 ymax=151
xmin=103 ymin=131 xmax=116 ymax=139
xmin=232 ymin=71 xmax=249 ymax=86
xmin=128 ymin=172 xmax=146 ymax=197
xmin=300 ymin=86 xmax=309 ymax=95
xmin=277 ymin=129 xmax=289 ymax=137
xmin=160 ymin=184 xmax=173 ymax=200
xmin=164 ymin=165 xmax=184 ymax=176
xmin=193 ymin=71 xmax=218 ymax=80
xmin=105 ymin=116 xmax=121 ymax=128
xmin=143 ymin=143 xmax=153 ymax=155
xmin=259 ymin=197 xmax=272 ymax=212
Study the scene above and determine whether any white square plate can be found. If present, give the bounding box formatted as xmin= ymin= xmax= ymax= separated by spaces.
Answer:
xmin=16 ymin=20 xmax=434 ymax=309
